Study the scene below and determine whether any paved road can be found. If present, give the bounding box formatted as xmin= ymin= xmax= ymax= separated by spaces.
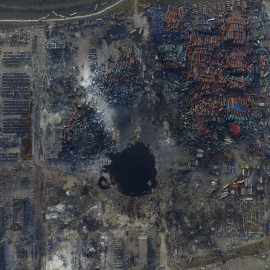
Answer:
xmin=0 ymin=0 xmax=126 ymax=23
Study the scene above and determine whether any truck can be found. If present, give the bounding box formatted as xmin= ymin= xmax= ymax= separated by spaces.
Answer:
xmin=68 ymin=12 xmax=78 ymax=17
xmin=52 ymin=10 xmax=58 ymax=17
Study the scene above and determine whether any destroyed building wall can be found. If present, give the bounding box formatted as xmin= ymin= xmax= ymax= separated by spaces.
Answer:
xmin=113 ymin=238 xmax=123 ymax=269
xmin=138 ymin=236 xmax=148 ymax=267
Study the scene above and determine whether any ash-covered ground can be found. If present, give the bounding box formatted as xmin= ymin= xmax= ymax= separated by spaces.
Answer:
xmin=1 ymin=0 xmax=270 ymax=270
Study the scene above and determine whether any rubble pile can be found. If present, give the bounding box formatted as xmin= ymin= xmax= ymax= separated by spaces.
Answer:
xmin=96 ymin=50 xmax=141 ymax=105
xmin=59 ymin=106 xmax=115 ymax=161
xmin=0 ymin=31 xmax=30 ymax=45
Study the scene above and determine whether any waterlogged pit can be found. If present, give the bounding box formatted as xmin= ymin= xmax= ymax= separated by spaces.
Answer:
xmin=106 ymin=142 xmax=157 ymax=196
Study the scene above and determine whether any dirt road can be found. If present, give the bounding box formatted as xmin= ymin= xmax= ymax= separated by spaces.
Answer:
xmin=159 ymin=231 xmax=171 ymax=270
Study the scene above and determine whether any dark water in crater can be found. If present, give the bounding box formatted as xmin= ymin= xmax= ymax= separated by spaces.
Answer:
xmin=106 ymin=142 xmax=157 ymax=196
